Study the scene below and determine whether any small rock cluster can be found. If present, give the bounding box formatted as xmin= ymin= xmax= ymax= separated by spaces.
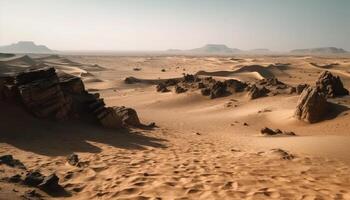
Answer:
xmin=0 ymin=66 xmax=144 ymax=129
xmin=1 ymin=154 xmax=63 ymax=196
xmin=154 ymin=75 xmax=302 ymax=100
xmin=260 ymin=127 xmax=296 ymax=136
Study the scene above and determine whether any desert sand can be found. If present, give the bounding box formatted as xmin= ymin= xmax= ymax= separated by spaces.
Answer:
xmin=1 ymin=54 xmax=350 ymax=199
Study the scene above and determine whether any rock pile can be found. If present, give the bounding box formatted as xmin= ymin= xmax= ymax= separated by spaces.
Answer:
xmin=316 ymin=70 xmax=349 ymax=97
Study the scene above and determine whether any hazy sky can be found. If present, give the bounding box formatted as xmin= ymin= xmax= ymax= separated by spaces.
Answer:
xmin=1 ymin=0 xmax=349 ymax=51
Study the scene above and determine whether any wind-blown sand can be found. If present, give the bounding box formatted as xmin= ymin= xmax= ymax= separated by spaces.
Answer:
xmin=1 ymin=54 xmax=350 ymax=199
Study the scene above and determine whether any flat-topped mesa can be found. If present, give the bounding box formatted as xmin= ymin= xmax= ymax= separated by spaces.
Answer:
xmin=316 ymin=71 xmax=349 ymax=98
xmin=294 ymin=87 xmax=329 ymax=123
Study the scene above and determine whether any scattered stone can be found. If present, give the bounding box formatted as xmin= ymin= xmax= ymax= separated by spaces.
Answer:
xmin=67 ymin=154 xmax=79 ymax=166
xmin=243 ymin=122 xmax=248 ymax=126
xmin=161 ymin=69 xmax=166 ymax=72
xmin=289 ymin=86 xmax=296 ymax=94
xmin=183 ymin=74 xmax=196 ymax=83
xmin=258 ymin=78 xmax=285 ymax=86
xmin=294 ymin=87 xmax=329 ymax=123
xmin=175 ymin=85 xmax=187 ymax=94
xmin=0 ymin=155 xmax=26 ymax=169
xmin=133 ymin=67 xmax=141 ymax=71
xmin=316 ymin=71 xmax=349 ymax=97
xmin=197 ymin=82 xmax=205 ymax=89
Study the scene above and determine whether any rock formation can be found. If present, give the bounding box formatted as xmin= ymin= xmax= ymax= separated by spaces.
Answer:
xmin=316 ymin=71 xmax=349 ymax=97
xmin=247 ymin=85 xmax=270 ymax=99
xmin=0 ymin=66 xmax=145 ymax=129
xmin=294 ymin=87 xmax=329 ymax=123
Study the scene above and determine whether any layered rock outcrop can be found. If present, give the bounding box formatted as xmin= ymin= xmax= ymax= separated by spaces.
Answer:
xmin=316 ymin=71 xmax=349 ymax=97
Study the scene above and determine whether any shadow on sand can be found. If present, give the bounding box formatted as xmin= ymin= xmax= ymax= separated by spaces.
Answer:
xmin=0 ymin=102 xmax=167 ymax=157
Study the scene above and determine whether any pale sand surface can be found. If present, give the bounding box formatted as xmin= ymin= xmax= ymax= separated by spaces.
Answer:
xmin=1 ymin=54 xmax=350 ymax=199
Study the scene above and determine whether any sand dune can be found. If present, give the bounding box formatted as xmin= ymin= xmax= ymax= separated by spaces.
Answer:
xmin=1 ymin=54 xmax=350 ymax=199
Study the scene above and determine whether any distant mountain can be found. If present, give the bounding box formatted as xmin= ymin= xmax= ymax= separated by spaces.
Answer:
xmin=167 ymin=44 xmax=241 ymax=55
xmin=290 ymin=47 xmax=347 ymax=54
xmin=0 ymin=41 xmax=54 ymax=54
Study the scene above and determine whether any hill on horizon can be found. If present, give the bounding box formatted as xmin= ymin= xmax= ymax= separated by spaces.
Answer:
xmin=290 ymin=47 xmax=347 ymax=54
xmin=0 ymin=41 xmax=54 ymax=54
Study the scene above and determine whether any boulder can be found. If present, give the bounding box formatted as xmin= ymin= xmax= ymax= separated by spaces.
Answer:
xmin=124 ymin=76 xmax=140 ymax=84
xmin=38 ymin=174 xmax=60 ymax=191
xmin=258 ymin=78 xmax=285 ymax=86
xmin=24 ymin=171 xmax=45 ymax=187
xmin=316 ymin=71 xmax=349 ymax=97
xmin=182 ymin=74 xmax=196 ymax=83
xmin=99 ymin=107 xmax=123 ymax=129
xmin=0 ymin=155 xmax=26 ymax=169
xmin=247 ymin=85 xmax=270 ymax=99
xmin=294 ymin=87 xmax=329 ymax=123
xmin=113 ymin=106 xmax=141 ymax=126
xmin=260 ymin=127 xmax=278 ymax=135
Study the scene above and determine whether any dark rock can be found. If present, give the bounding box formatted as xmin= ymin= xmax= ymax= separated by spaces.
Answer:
xmin=67 ymin=154 xmax=79 ymax=166
xmin=183 ymin=74 xmax=196 ymax=83
xmin=124 ymin=77 xmax=140 ymax=84
xmin=296 ymin=84 xmax=309 ymax=94
xmin=261 ymin=127 xmax=278 ymax=135
xmin=0 ymin=155 xmax=26 ymax=169
xmin=133 ymin=67 xmax=141 ymax=71
xmin=24 ymin=171 xmax=45 ymax=187
xmin=294 ymin=87 xmax=329 ymax=123
xmin=38 ymin=174 xmax=60 ymax=191
xmin=8 ymin=174 xmax=22 ymax=183
xmin=175 ymin=85 xmax=187 ymax=93
xmin=197 ymin=82 xmax=206 ymax=89
xmin=316 ymin=71 xmax=349 ymax=97
xmin=224 ymin=79 xmax=247 ymax=93
xmin=156 ymin=83 xmax=169 ymax=93
xmin=247 ymin=85 xmax=270 ymax=99
xmin=164 ymin=79 xmax=179 ymax=87
xmin=99 ymin=107 xmax=123 ymax=129
xmin=161 ymin=69 xmax=166 ymax=72
xmin=201 ymin=88 xmax=211 ymax=96
xmin=209 ymin=81 xmax=227 ymax=99
xmin=113 ymin=106 xmax=141 ymax=126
